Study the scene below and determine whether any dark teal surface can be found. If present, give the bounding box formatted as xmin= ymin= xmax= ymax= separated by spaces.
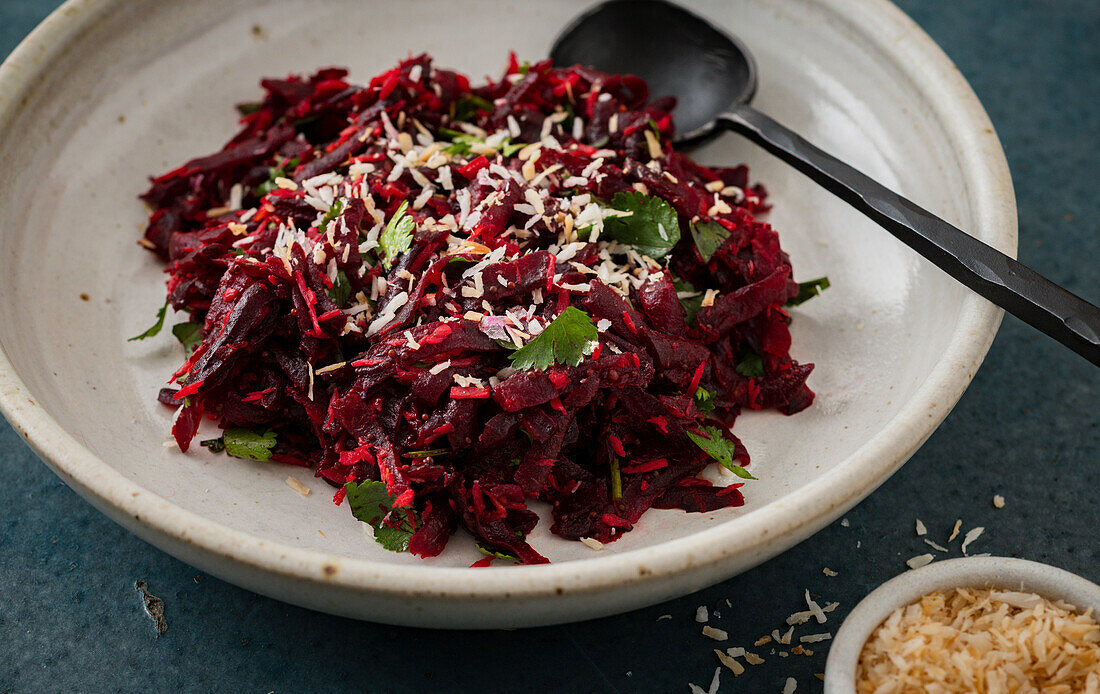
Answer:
xmin=1 ymin=1 xmax=1097 ymax=692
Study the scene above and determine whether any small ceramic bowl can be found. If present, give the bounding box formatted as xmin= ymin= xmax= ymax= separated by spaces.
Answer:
xmin=824 ymin=556 xmax=1100 ymax=692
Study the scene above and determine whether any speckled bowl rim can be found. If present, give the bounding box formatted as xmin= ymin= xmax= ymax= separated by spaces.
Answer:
xmin=0 ymin=0 xmax=1016 ymax=606
xmin=823 ymin=557 xmax=1100 ymax=691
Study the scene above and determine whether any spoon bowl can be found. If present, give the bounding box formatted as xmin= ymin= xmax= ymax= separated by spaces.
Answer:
xmin=552 ymin=0 xmax=1100 ymax=366
xmin=552 ymin=0 xmax=756 ymax=144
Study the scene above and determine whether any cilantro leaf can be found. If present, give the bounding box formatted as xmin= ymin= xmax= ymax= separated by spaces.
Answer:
xmin=327 ymin=270 xmax=352 ymax=308
xmin=693 ymin=385 xmax=716 ymax=413
xmin=600 ymin=191 xmax=681 ymax=259
xmin=673 ymin=278 xmax=704 ymax=324
xmin=171 ymin=322 xmax=203 ymax=353
xmin=222 ymin=428 xmax=277 ymax=462
xmin=345 ymin=480 xmax=417 ymax=552
xmin=690 ymin=219 xmax=730 ymax=263
xmin=199 ymin=437 xmax=225 ymax=453
xmin=686 ymin=425 xmax=757 ymax=480
xmin=256 ymin=156 xmax=299 ymax=196
xmin=129 ymin=300 xmax=169 ymax=341
xmin=735 ymin=348 xmax=765 ymax=378
xmin=787 ymin=277 xmax=831 ymax=306
xmin=501 ymin=141 xmax=528 ymax=157
xmin=453 ymin=94 xmax=494 ymax=122
xmin=236 ymin=102 xmax=262 ymax=116
xmin=476 ymin=542 xmax=519 ymax=562
xmin=379 ymin=200 xmax=415 ymax=269
xmin=509 ymin=306 xmax=598 ymax=371
xmin=318 ymin=198 xmax=344 ymax=234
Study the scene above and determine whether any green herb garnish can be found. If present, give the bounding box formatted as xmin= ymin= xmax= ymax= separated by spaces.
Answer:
xmin=673 ymin=279 xmax=704 ymax=325
xmin=686 ymin=425 xmax=757 ymax=480
xmin=509 ymin=306 xmax=598 ymax=371
xmin=318 ymin=198 xmax=344 ymax=234
xmin=345 ymin=480 xmax=417 ymax=552
xmin=401 ymin=448 xmax=451 ymax=459
xmin=452 ymin=94 xmax=494 ymax=122
xmin=600 ymin=191 xmax=681 ymax=259
xmin=327 ymin=270 xmax=352 ymax=308
xmin=199 ymin=438 xmax=225 ymax=453
xmin=693 ymin=385 xmax=716 ymax=413
xmin=609 ymin=458 xmax=623 ymax=500
xmin=256 ymin=156 xmax=299 ymax=196
xmin=171 ymin=322 xmax=203 ymax=353
xmin=690 ymin=219 xmax=730 ymax=263
xmin=787 ymin=277 xmax=831 ymax=306
xmin=735 ymin=348 xmax=765 ymax=378
xmin=378 ymin=200 xmax=415 ymax=270
xmin=476 ymin=542 xmax=519 ymax=562
xmin=222 ymin=428 xmax=278 ymax=463
xmin=236 ymin=102 xmax=262 ymax=116
xmin=129 ymin=300 xmax=169 ymax=341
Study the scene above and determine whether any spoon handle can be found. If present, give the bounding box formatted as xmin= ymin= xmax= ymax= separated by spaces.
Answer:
xmin=718 ymin=105 xmax=1100 ymax=367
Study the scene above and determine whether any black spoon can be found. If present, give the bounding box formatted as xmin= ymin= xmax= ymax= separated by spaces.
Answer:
xmin=551 ymin=0 xmax=1100 ymax=366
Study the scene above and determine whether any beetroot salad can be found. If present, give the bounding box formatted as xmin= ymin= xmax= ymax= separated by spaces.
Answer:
xmin=134 ymin=54 xmax=826 ymax=565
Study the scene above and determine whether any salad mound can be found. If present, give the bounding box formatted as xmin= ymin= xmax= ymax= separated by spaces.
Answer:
xmin=137 ymin=54 xmax=820 ymax=564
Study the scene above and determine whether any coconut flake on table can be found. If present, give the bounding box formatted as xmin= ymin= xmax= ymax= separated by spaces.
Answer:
xmin=907 ymin=553 xmax=935 ymax=569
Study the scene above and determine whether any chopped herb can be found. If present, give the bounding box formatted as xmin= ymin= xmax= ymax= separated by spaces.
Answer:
xmin=318 ymin=198 xmax=344 ymax=234
xmin=648 ymin=118 xmax=660 ymax=133
xmin=345 ymin=480 xmax=417 ymax=552
xmin=690 ymin=219 xmax=730 ymax=263
xmin=476 ymin=542 xmax=519 ymax=562
xmin=236 ymin=102 xmax=262 ymax=116
xmin=787 ymin=276 xmax=831 ymax=306
xmin=609 ymin=458 xmax=623 ymax=500
xmin=401 ymin=448 xmax=451 ymax=459
xmin=517 ymin=61 xmax=531 ymax=76
xmin=600 ymin=191 xmax=681 ymax=259
xmin=452 ymin=94 xmax=495 ymax=122
xmin=440 ymin=127 xmax=525 ymax=157
xmin=171 ymin=322 xmax=203 ymax=353
xmin=674 ymin=279 xmax=704 ymax=324
xmin=256 ymin=156 xmax=299 ymax=196
xmin=687 ymin=425 xmax=757 ymax=480
xmin=199 ymin=438 xmax=225 ymax=453
xmin=292 ymin=114 xmax=320 ymax=132
xmin=222 ymin=428 xmax=277 ymax=462
xmin=327 ymin=270 xmax=352 ymax=308
xmin=694 ymin=385 xmax=716 ymax=412
xmin=736 ymin=348 xmax=765 ymax=378
xmin=378 ymin=200 xmax=415 ymax=269
xmin=509 ymin=306 xmax=598 ymax=371
xmin=129 ymin=300 xmax=169 ymax=341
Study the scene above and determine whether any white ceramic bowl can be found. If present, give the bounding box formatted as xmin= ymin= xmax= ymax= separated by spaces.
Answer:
xmin=824 ymin=557 xmax=1100 ymax=692
xmin=0 ymin=0 xmax=1015 ymax=627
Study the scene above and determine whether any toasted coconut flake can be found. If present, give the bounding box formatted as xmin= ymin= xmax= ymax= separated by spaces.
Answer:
xmin=714 ymin=649 xmax=745 ymax=675
xmin=949 ymin=518 xmax=962 ymax=542
xmin=285 ymin=477 xmax=311 ymax=496
xmin=701 ymin=626 xmax=729 ymax=641
xmin=579 ymin=537 xmax=604 ymax=551
xmin=960 ymin=526 xmax=985 ymax=555
xmin=858 ymin=588 xmax=1100 ymax=692
xmin=993 ymin=494 xmax=1006 ymax=509
xmin=907 ymin=553 xmax=935 ymax=569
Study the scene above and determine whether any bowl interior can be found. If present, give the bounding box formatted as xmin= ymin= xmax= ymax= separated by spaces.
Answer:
xmin=0 ymin=0 xmax=994 ymax=569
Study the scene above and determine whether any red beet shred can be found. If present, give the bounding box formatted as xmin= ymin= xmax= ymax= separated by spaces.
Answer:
xmin=140 ymin=54 xmax=815 ymax=564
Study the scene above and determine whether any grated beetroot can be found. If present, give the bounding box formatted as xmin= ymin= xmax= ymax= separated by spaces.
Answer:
xmin=140 ymin=53 xmax=815 ymax=564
